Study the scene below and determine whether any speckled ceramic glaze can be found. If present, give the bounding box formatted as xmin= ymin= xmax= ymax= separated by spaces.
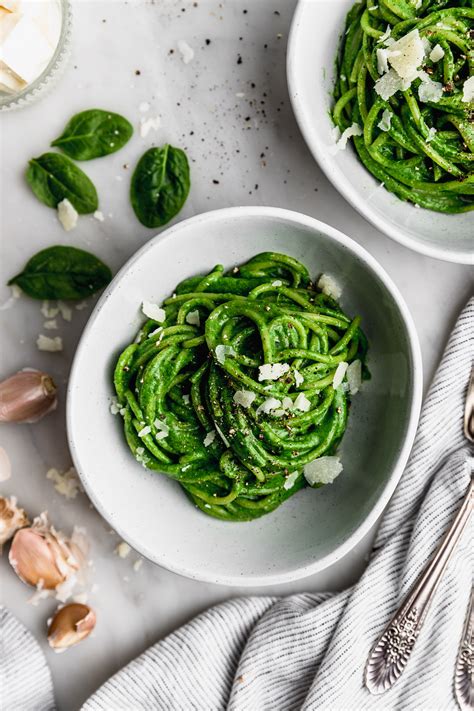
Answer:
xmin=287 ymin=0 xmax=473 ymax=264
xmin=67 ymin=207 xmax=422 ymax=586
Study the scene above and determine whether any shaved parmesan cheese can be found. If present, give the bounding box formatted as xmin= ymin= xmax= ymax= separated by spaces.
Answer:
xmin=333 ymin=362 xmax=348 ymax=389
xmin=293 ymin=392 xmax=311 ymax=412
xmin=148 ymin=326 xmax=163 ymax=338
xmin=426 ymin=127 xmax=437 ymax=142
xmin=36 ymin=334 xmax=62 ymax=352
xmin=256 ymin=397 xmax=281 ymax=416
xmin=182 ymin=394 xmax=190 ymax=404
xmin=258 ymin=363 xmax=290 ymax=381
xmin=375 ymin=68 xmax=410 ymax=100
xmin=417 ymin=72 xmax=443 ymax=103
xmin=304 ymin=456 xmax=343 ymax=486
xmin=138 ymin=425 xmax=151 ymax=437
xmin=347 ymin=360 xmax=362 ymax=395
xmin=317 ymin=274 xmax=342 ymax=300
xmin=142 ymin=302 xmax=166 ymax=322
xmin=57 ymin=199 xmax=78 ymax=232
xmin=378 ymin=109 xmax=393 ymax=132
xmin=283 ymin=471 xmax=299 ymax=490
xmin=376 ymin=48 xmax=390 ymax=75
xmin=387 ymin=29 xmax=424 ymax=81
xmin=233 ymin=390 xmax=256 ymax=408
xmin=294 ymin=369 xmax=304 ymax=387
xmin=282 ymin=396 xmax=293 ymax=410
xmin=115 ymin=541 xmax=131 ymax=558
xmin=185 ymin=310 xmax=200 ymax=327
xmin=58 ymin=301 xmax=72 ymax=322
xmin=215 ymin=344 xmax=236 ymax=364
xmin=93 ymin=210 xmax=104 ymax=222
xmin=379 ymin=25 xmax=391 ymax=44
xmin=154 ymin=418 xmax=169 ymax=440
xmin=272 ymin=280 xmax=282 ymax=287
xmin=462 ymin=76 xmax=474 ymax=103
xmin=429 ymin=44 xmax=444 ymax=62
xmin=203 ymin=430 xmax=216 ymax=447
xmin=414 ymin=0 xmax=422 ymax=8
xmin=330 ymin=122 xmax=362 ymax=152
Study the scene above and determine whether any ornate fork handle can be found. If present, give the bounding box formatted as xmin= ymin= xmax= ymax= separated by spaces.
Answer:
xmin=365 ymin=478 xmax=473 ymax=695
xmin=455 ymin=588 xmax=474 ymax=711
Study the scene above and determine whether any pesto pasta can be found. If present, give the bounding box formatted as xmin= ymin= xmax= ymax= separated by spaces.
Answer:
xmin=113 ymin=253 xmax=368 ymax=522
xmin=333 ymin=0 xmax=474 ymax=213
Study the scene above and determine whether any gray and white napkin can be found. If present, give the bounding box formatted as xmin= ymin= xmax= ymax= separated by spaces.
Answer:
xmin=2 ymin=298 xmax=473 ymax=711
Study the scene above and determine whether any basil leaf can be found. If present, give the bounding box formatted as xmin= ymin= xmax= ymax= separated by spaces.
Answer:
xmin=26 ymin=153 xmax=98 ymax=214
xmin=8 ymin=246 xmax=112 ymax=300
xmin=130 ymin=145 xmax=190 ymax=228
xmin=51 ymin=109 xmax=133 ymax=160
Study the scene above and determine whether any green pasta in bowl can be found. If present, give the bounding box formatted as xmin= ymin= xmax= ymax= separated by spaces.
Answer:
xmin=332 ymin=0 xmax=473 ymax=213
xmin=113 ymin=253 xmax=368 ymax=522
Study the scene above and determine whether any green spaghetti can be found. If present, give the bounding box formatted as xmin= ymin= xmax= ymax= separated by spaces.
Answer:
xmin=113 ymin=253 xmax=368 ymax=522
xmin=333 ymin=0 xmax=474 ymax=213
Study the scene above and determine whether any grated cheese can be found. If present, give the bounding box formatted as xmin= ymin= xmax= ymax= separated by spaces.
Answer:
xmin=330 ymin=122 xmax=362 ymax=152
xmin=293 ymin=392 xmax=311 ymax=412
xmin=203 ymin=430 xmax=216 ymax=447
xmin=215 ymin=344 xmax=236 ymax=364
xmin=294 ymin=369 xmax=304 ymax=387
xmin=417 ymin=71 xmax=443 ymax=103
xmin=256 ymin=397 xmax=281 ymax=416
xmin=283 ymin=471 xmax=299 ymax=490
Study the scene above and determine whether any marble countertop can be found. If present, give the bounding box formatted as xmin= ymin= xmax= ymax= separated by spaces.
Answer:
xmin=0 ymin=1 xmax=472 ymax=708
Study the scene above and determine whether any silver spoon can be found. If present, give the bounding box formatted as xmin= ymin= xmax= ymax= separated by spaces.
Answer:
xmin=364 ymin=371 xmax=474 ymax=695
xmin=454 ymin=587 xmax=474 ymax=711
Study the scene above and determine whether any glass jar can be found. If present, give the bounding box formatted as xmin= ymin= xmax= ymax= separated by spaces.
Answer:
xmin=0 ymin=0 xmax=72 ymax=112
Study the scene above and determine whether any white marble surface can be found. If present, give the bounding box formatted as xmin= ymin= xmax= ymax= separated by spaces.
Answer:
xmin=0 ymin=1 xmax=472 ymax=709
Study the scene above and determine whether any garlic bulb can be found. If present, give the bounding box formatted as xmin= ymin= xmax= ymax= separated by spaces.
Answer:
xmin=0 ymin=370 xmax=57 ymax=424
xmin=9 ymin=513 xmax=86 ymax=590
xmin=47 ymin=603 xmax=96 ymax=651
xmin=0 ymin=496 xmax=29 ymax=546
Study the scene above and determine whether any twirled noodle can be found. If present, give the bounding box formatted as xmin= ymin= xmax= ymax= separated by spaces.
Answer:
xmin=113 ymin=253 xmax=368 ymax=521
xmin=333 ymin=0 xmax=473 ymax=213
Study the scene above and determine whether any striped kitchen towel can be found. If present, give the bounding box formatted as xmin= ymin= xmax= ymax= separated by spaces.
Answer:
xmin=83 ymin=298 xmax=473 ymax=710
xmin=1 ymin=299 xmax=472 ymax=711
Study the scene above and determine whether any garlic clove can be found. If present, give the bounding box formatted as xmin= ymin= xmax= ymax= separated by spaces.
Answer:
xmin=47 ymin=603 xmax=96 ymax=651
xmin=0 ymin=370 xmax=57 ymax=423
xmin=9 ymin=514 xmax=85 ymax=590
xmin=0 ymin=496 xmax=29 ymax=547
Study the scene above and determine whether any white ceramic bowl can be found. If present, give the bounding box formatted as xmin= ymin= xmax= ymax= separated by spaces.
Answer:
xmin=67 ymin=207 xmax=422 ymax=586
xmin=287 ymin=0 xmax=473 ymax=264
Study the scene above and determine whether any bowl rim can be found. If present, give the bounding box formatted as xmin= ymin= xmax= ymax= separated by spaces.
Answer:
xmin=67 ymin=206 xmax=423 ymax=586
xmin=286 ymin=0 xmax=471 ymax=265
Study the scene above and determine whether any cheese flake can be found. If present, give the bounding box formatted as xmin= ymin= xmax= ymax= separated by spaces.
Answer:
xmin=429 ymin=44 xmax=444 ymax=63
xmin=283 ymin=471 xmax=299 ymax=490
xmin=115 ymin=541 xmax=131 ymax=558
xmin=304 ymin=456 xmax=343 ymax=486
xmin=233 ymin=390 xmax=256 ymax=408
xmin=317 ymin=274 xmax=342 ymax=300
xmin=185 ymin=309 xmax=200 ymax=327
xmin=347 ymin=359 xmax=362 ymax=395
xmin=215 ymin=344 xmax=236 ymax=365
xmin=203 ymin=430 xmax=216 ymax=447
xmin=57 ymin=199 xmax=78 ymax=232
xmin=256 ymin=397 xmax=281 ymax=416
xmin=293 ymin=392 xmax=311 ymax=412
xmin=258 ymin=363 xmax=290 ymax=381
xmin=387 ymin=29 xmax=425 ymax=82
xmin=377 ymin=108 xmax=393 ymax=132
xmin=417 ymin=72 xmax=443 ymax=103
xmin=462 ymin=76 xmax=474 ymax=103
xmin=331 ymin=122 xmax=362 ymax=152
xmin=294 ymin=369 xmax=304 ymax=387
xmin=36 ymin=334 xmax=62 ymax=352
xmin=333 ymin=362 xmax=349 ymax=389
xmin=142 ymin=301 xmax=166 ymax=323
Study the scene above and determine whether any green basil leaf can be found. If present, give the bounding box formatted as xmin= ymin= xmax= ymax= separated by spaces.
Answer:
xmin=26 ymin=153 xmax=98 ymax=214
xmin=8 ymin=246 xmax=112 ymax=300
xmin=51 ymin=109 xmax=133 ymax=160
xmin=130 ymin=145 xmax=190 ymax=228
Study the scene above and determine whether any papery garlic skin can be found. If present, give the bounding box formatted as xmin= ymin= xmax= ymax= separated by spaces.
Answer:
xmin=9 ymin=513 xmax=86 ymax=590
xmin=0 ymin=496 xmax=29 ymax=546
xmin=0 ymin=370 xmax=57 ymax=423
xmin=47 ymin=603 xmax=96 ymax=651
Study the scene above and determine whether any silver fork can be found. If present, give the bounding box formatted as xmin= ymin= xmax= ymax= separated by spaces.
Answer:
xmin=364 ymin=371 xmax=474 ymax=695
